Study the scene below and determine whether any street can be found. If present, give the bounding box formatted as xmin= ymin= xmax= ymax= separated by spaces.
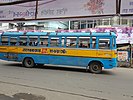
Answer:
xmin=0 ymin=60 xmax=133 ymax=100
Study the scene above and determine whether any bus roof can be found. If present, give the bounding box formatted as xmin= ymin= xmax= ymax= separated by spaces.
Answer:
xmin=1 ymin=31 xmax=116 ymax=37
xmin=3 ymin=31 xmax=24 ymax=35
xmin=56 ymin=32 xmax=116 ymax=37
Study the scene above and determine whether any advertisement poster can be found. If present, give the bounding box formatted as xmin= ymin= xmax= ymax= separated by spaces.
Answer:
xmin=117 ymin=51 xmax=128 ymax=62
xmin=121 ymin=0 xmax=133 ymax=14
xmin=0 ymin=0 xmax=36 ymax=20
xmin=37 ymin=0 xmax=116 ymax=19
xmin=0 ymin=0 xmax=116 ymax=20
xmin=130 ymin=28 xmax=133 ymax=44
xmin=115 ymin=28 xmax=130 ymax=44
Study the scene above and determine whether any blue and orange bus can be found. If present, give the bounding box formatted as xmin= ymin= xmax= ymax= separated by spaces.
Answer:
xmin=0 ymin=31 xmax=117 ymax=73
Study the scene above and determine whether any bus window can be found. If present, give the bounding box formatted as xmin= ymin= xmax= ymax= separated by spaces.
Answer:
xmin=40 ymin=36 xmax=48 ymax=47
xmin=10 ymin=37 xmax=17 ymax=46
xmin=19 ymin=36 xmax=27 ymax=46
xmin=50 ymin=37 xmax=59 ymax=47
xmin=79 ymin=37 xmax=90 ymax=48
xmin=29 ymin=36 xmax=38 ymax=46
xmin=1 ymin=36 xmax=8 ymax=45
xmin=98 ymin=38 xmax=110 ymax=49
xmin=66 ymin=37 xmax=77 ymax=48
xmin=92 ymin=37 xmax=96 ymax=49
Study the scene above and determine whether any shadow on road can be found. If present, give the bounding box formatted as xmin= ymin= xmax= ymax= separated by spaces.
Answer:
xmin=0 ymin=93 xmax=46 ymax=100
xmin=2 ymin=63 xmax=22 ymax=68
xmin=2 ymin=63 xmax=115 ymax=75
xmin=100 ymin=70 xmax=115 ymax=75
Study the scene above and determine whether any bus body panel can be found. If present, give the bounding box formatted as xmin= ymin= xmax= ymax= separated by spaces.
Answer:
xmin=0 ymin=46 xmax=117 ymax=59
xmin=0 ymin=46 xmax=117 ymax=69
xmin=0 ymin=52 xmax=117 ymax=69
xmin=19 ymin=54 xmax=117 ymax=69
xmin=0 ymin=52 xmax=8 ymax=61
xmin=18 ymin=54 xmax=49 ymax=64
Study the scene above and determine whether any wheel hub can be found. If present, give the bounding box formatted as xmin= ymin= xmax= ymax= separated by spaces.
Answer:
xmin=28 ymin=60 xmax=31 ymax=65
xmin=93 ymin=65 xmax=99 ymax=71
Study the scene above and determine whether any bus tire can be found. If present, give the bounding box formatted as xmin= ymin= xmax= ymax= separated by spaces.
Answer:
xmin=89 ymin=62 xmax=102 ymax=74
xmin=23 ymin=57 xmax=35 ymax=68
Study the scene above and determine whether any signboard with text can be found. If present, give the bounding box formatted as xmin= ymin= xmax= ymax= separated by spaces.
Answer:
xmin=121 ymin=0 xmax=133 ymax=14
xmin=0 ymin=0 xmax=36 ymax=20
xmin=37 ymin=0 xmax=116 ymax=19
xmin=0 ymin=0 xmax=117 ymax=20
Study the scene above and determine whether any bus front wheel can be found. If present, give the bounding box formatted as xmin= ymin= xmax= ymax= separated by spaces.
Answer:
xmin=89 ymin=62 xmax=102 ymax=74
xmin=23 ymin=58 xmax=35 ymax=68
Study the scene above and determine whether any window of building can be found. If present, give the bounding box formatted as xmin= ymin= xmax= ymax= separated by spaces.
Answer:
xmin=87 ymin=20 xmax=97 ymax=28
xmin=131 ymin=20 xmax=133 ymax=27
xmin=80 ymin=21 xmax=87 ymax=29
xmin=70 ymin=21 xmax=79 ymax=29
xmin=96 ymin=18 xmax=112 ymax=26
xmin=103 ymin=19 xmax=110 ymax=25
xmin=70 ymin=20 xmax=96 ymax=29
xmin=9 ymin=23 xmax=15 ymax=29
xmin=121 ymin=19 xmax=128 ymax=25
xmin=0 ymin=23 xmax=2 ymax=27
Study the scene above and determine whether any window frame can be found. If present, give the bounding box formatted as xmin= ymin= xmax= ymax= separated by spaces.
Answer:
xmin=98 ymin=37 xmax=111 ymax=49
xmin=49 ymin=37 xmax=60 ymax=47
xmin=66 ymin=37 xmax=77 ymax=48
xmin=78 ymin=37 xmax=91 ymax=48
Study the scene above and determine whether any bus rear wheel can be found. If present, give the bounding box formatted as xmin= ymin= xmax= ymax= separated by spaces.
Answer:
xmin=89 ymin=62 xmax=102 ymax=74
xmin=23 ymin=58 xmax=35 ymax=68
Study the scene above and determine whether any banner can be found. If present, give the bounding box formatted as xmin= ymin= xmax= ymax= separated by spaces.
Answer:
xmin=130 ymin=28 xmax=133 ymax=44
xmin=117 ymin=51 xmax=128 ymax=62
xmin=37 ymin=0 xmax=116 ymax=19
xmin=0 ymin=0 xmax=117 ymax=20
xmin=121 ymin=0 xmax=133 ymax=14
xmin=0 ymin=1 xmax=36 ymax=20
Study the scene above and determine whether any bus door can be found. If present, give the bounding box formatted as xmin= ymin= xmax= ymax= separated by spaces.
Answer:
xmin=6 ymin=36 xmax=18 ymax=60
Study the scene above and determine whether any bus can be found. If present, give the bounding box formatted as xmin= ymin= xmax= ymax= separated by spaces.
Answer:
xmin=0 ymin=31 xmax=117 ymax=74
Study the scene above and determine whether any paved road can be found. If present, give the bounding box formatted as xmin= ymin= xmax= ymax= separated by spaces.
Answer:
xmin=0 ymin=60 xmax=133 ymax=100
